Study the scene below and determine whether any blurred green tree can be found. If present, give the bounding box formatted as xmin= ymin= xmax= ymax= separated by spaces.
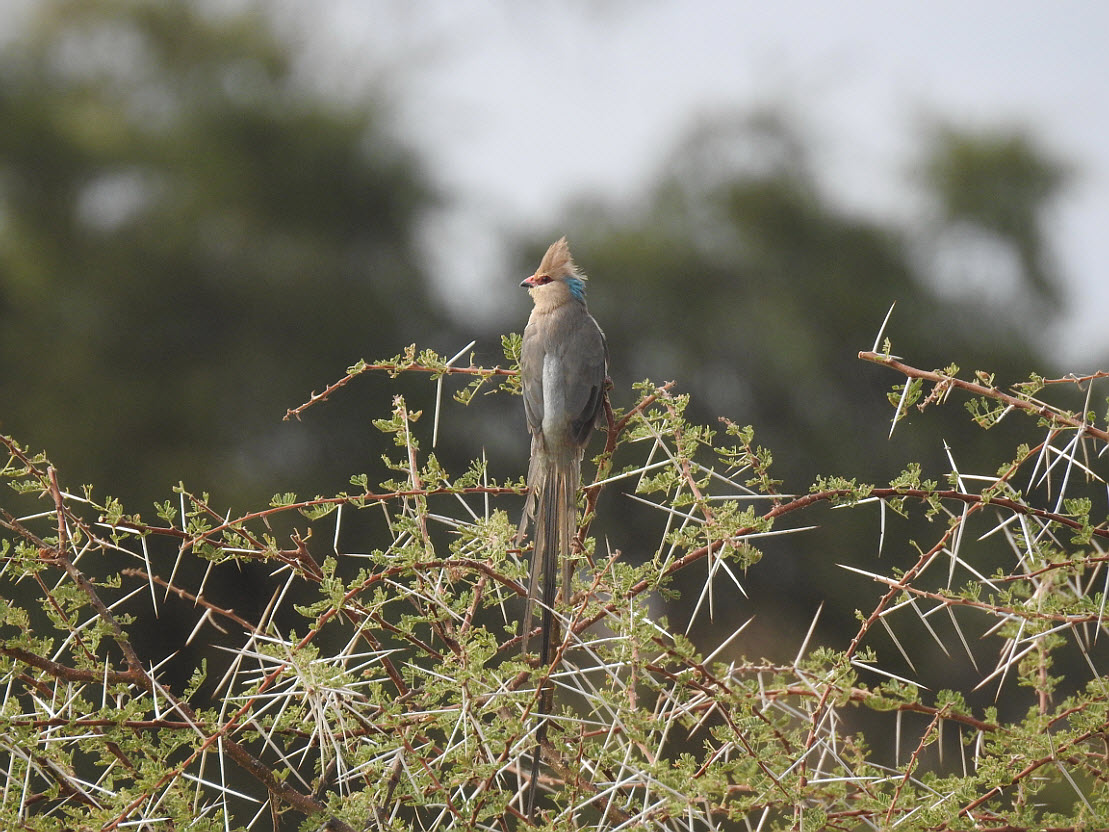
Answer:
xmin=920 ymin=120 xmax=1070 ymax=304
xmin=0 ymin=0 xmax=449 ymax=509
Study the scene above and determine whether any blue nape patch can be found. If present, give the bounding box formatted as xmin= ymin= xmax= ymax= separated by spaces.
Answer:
xmin=565 ymin=276 xmax=587 ymax=301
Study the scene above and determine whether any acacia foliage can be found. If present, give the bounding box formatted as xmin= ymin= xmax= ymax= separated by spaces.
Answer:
xmin=2 ymin=338 xmax=1108 ymax=831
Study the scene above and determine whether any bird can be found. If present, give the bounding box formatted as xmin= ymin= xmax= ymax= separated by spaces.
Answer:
xmin=516 ymin=236 xmax=608 ymax=816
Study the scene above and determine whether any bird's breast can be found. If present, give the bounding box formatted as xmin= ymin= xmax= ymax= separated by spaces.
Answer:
xmin=540 ymin=354 xmax=570 ymax=443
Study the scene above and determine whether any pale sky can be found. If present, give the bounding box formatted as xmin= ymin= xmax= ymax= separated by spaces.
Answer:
xmin=303 ymin=0 xmax=1109 ymax=362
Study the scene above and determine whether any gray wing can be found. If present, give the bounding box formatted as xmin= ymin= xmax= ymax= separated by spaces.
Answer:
xmin=563 ymin=311 xmax=608 ymax=447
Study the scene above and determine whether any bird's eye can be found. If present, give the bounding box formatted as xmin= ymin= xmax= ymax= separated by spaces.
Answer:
xmin=535 ymin=275 xmax=553 ymax=285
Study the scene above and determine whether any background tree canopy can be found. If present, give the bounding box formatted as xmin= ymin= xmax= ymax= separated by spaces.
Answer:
xmin=0 ymin=0 xmax=452 ymax=511
xmin=0 ymin=0 xmax=1080 ymax=737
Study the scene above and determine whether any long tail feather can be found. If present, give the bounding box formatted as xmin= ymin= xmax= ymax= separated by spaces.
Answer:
xmin=519 ymin=450 xmax=579 ymax=819
xmin=519 ymin=453 xmax=579 ymax=658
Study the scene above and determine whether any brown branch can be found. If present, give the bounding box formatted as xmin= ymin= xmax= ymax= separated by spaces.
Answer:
xmin=866 ymin=487 xmax=1109 ymax=539
xmin=1042 ymin=370 xmax=1109 ymax=385
xmin=0 ymin=646 xmax=145 ymax=687
xmin=859 ymin=351 xmax=1109 ymax=442
xmin=46 ymin=467 xmax=149 ymax=682
xmin=885 ymin=710 xmax=942 ymax=825
xmin=121 ymin=568 xmax=260 ymax=632
xmin=580 ymin=380 xmax=677 ymax=537
xmin=851 ymin=568 xmax=1106 ymax=624
xmin=284 ymin=358 xmax=515 ymax=421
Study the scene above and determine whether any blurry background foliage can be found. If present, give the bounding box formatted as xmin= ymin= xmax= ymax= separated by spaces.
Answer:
xmin=0 ymin=2 xmax=1081 ymax=695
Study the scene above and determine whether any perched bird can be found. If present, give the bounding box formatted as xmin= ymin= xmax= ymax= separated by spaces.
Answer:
xmin=517 ymin=236 xmax=608 ymax=816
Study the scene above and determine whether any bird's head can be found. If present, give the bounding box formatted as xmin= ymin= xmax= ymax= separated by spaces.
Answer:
xmin=520 ymin=236 xmax=588 ymax=308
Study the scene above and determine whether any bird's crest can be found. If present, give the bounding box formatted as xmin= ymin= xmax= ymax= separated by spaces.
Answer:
xmin=536 ymin=236 xmax=585 ymax=281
